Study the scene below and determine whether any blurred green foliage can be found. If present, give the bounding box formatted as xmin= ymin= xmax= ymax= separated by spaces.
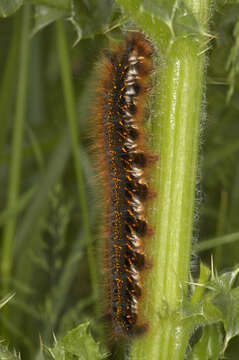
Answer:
xmin=0 ymin=1 xmax=239 ymax=359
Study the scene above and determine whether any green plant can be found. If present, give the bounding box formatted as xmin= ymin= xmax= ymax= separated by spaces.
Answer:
xmin=1 ymin=1 xmax=239 ymax=359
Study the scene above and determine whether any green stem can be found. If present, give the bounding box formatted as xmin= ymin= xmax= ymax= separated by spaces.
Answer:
xmin=0 ymin=14 xmax=20 ymax=154
xmin=132 ymin=37 xmax=206 ymax=360
xmin=195 ymin=231 xmax=239 ymax=252
xmin=1 ymin=5 xmax=31 ymax=290
xmin=55 ymin=21 xmax=96 ymax=298
xmin=114 ymin=1 xmax=211 ymax=359
xmin=0 ymin=187 xmax=35 ymax=227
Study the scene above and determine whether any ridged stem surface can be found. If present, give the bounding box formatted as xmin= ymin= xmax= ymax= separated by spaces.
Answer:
xmin=115 ymin=1 xmax=211 ymax=359
xmin=1 ymin=5 xmax=31 ymax=292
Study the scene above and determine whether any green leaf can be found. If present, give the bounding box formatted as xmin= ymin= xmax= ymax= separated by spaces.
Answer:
xmin=0 ymin=342 xmax=20 ymax=360
xmin=116 ymin=0 xmax=171 ymax=52
xmin=26 ymin=0 xmax=70 ymax=11
xmin=31 ymin=0 xmax=115 ymax=40
xmin=191 ymin=263 xmax=211 ymax=303
xmin=69 ymin=0 xmax=114 ymax=42
xmin=184 ymin=268 xmax=239 ymax=358
xmin=32 ymin=5 xmax=66 ymax=36
xmin=0 ymin=0 xmax=22 ymax=17
xmin=141 ymin=0 xmax=201 ymax=38
xmin=207 ymin=267 xmax=239 ymax=294
xmin=188 ymin=325 xmax=223 ymax=360
xmin=142 ymin=0 xmax=176 ymax=22
xmin=213 ymin=285 xmax=239 ymax=352
xmin=183 ymin=299 xmax=223 ymax=330
xmin=48 ymin=322 xmax=109 ymax=360
xmin=200 ymin=267 xmax=239 ymax=353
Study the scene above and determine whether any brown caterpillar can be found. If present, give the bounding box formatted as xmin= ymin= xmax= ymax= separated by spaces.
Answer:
xmin=95 ymin=32 xmax=155 ymax=337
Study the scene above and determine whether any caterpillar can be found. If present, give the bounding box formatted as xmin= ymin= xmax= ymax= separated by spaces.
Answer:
xmin=95 ymin=32 xmax=154 ymax=337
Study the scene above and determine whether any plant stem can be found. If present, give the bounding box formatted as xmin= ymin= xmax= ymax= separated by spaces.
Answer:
xmin=1 ymin=5 xmax=31 ymax=291
xmin=126 ymin=1 xmax=211 ymax=359
xmin=55 ymin=21 xmax=97 ymax=298
xmin=0 ymin=14 xmax=20 ymax=155
xmin=131 ymin=37 xmax=205 ymax=360
xmin=195 ymin=232 xmax=239 ymax=252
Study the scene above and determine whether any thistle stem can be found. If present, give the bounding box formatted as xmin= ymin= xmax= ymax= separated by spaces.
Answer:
xmin=114 ymin=1 xmax=211 ymax=359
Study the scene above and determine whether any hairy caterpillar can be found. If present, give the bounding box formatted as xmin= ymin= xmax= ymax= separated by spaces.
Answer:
xmin=95 ymin=32 xmax=155 ymax=337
